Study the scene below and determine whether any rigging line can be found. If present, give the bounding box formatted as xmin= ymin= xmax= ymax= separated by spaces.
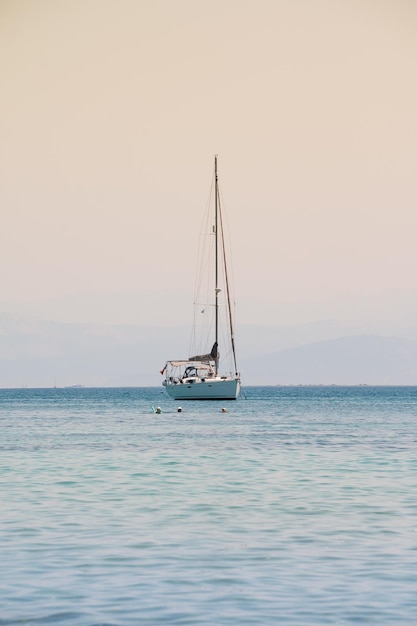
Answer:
xmin=217 ymin=184 xmax=236 ymax=301
xmin=190 ymin=169 xmax=216 ymax=356
xmin=218 ymin=189 xmax=238 ymax=375
xmin=193 ymin=173 xmax=215 ymax=304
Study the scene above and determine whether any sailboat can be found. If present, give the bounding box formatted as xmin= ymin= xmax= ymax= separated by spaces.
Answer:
xmin=161 ymin=156 xmax=241 ymax=400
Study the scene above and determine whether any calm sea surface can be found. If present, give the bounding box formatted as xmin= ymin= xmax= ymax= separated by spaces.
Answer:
xmin=1 ymin=386 xmax=416 ymax=625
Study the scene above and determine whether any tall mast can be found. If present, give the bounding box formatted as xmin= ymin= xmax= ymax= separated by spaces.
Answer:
xmin=214 ymin=155 xmax=219 ymax=375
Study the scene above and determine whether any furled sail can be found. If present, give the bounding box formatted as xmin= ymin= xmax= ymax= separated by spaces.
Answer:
xmin=189 ymin=342 xmax=218 ymax=363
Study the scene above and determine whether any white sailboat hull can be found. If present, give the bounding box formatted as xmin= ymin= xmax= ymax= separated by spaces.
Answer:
xmin=164 ymin=377 xmax=240 ymax=400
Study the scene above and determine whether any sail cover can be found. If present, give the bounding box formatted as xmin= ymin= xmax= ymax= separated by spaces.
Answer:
xmin=189 ymin=342 xmax=218 ymax=363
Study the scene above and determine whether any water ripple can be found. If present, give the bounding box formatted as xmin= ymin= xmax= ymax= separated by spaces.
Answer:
xmin=1 ymin=386 xmax=416 ymax=624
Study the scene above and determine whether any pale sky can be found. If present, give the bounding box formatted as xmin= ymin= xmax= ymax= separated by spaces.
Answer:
xmin=1 ymin=0 xmax=417 ymax=327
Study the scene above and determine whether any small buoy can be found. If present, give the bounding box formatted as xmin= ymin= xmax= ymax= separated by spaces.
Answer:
xmin=177 ymin=407 xmax=182 ymax=413
xmin=221 ymin=407 xmax=227 ymax=413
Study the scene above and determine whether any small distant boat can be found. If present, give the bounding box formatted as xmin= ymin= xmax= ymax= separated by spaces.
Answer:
xmin=160 ymin=157 xmax=241 ymax=400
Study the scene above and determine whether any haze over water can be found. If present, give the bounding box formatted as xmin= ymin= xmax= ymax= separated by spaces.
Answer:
xmin=1 ymin=386 xmax=416 ymax=624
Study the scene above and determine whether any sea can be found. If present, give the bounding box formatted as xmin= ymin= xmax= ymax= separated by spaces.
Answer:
xmin=1 ymin=385 xmax=416 ymax=625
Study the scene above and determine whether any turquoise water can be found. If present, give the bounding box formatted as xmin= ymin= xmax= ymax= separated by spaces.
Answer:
xmin=1 ymin=386 xmax=416 ymax=625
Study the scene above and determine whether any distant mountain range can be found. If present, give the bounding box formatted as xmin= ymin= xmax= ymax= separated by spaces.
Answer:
xmin=1 ymin=312 xmax=417 ymax=387
xmin=246 ymin=335 xmax=417 ymax=385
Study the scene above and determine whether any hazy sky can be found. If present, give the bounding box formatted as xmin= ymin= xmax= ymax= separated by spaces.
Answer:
xmin=2 ymin=0 xmax=417 ymax=326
